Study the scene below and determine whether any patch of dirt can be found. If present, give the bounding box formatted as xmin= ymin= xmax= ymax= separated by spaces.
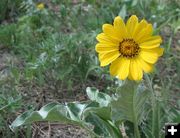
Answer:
xmin=31 ymin=123 xmax=89 ymax=138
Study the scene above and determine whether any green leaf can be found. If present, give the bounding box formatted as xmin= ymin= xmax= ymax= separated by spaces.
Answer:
xmin=10 ymin=103 xmax=74 ymax=130
xmin=85 ymin=87 xmax=122 ymax=137
xmin=111 ymin=80 xmax=150 ymax=124
xmin=86 ymin=87 xmax=111 ymax=107
xmin=168 ymin=107 xmax=180 ymax=123
xmin=118 ymin=4 xmax=127 ymax=20
xmin=85 ymin=112 xmax=122 ymax=138
xmin=85 ymin=87 xmax=112 ymax=120
xmin=11 ymin=101 xmax=122 ymax=137
xmin=111 ymin=80 xmax=150 ymax=138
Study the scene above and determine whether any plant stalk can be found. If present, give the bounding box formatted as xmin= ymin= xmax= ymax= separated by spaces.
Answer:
xmin=145 ymin=74 xmax=159 ymax=138
xmin=134 ymin=118 xmax=141 ymax=138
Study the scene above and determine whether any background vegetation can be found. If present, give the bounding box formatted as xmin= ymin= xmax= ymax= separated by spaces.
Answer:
xmin=0 ymin=0 xmax=180 ymax=137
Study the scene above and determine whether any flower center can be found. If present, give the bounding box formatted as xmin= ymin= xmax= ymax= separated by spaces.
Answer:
xmin=119 ymin=39 xmax=140 ymax=58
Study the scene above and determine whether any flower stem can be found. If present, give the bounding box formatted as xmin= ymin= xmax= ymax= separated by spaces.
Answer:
xmin=145 ymin=74 xmax=158 ymax=138
xmin=134 ymin=121 xmax=141 ymax=138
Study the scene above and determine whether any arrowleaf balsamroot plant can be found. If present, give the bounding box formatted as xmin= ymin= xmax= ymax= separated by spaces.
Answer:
xmin=11 ymin=15 xmax=165 ymax=138
xmin=96 ymin=15 xmax=164 ymax=81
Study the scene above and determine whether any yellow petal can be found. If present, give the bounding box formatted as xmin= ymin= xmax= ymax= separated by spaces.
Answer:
xmin=110 ymin=58 xmax=121 ymax=76
xmin=113 ymin=16 xmax=128 ymax=38
xmin=96 ymin=33 xmax=119 ymax=44
xmin=156 ymin=48 xmax=164 ymax=56
xmin=126 ymin=15 xmax=138 ymax=37
xmin=99 ymin=51 xmax=120 ymax=66
xmin=130 ymin=59 xmax=143 ymax=80
xmin=139 ymin=50 xmax=158 ymax=64
xmin=128 ymin=71 xmax=134 ymax=80
xmin=139 ymin=36 xmax=162 ymax=49
xmin=116 ymin=57 xmax=130 ymax=80
xmin=95 ymin=43 xmax=119 ymax=53
xmin=136 ymin=57 xmax=153 ymax=73
xmin=132 ymin=19 xmax=148 ymax=38
xmin=103 ymin=24 xmax=121 ymax=41
xmin=134 ymin=24 xmax=153 ymax=43
xmin=143 ymin=47 xmax=164 ymax=57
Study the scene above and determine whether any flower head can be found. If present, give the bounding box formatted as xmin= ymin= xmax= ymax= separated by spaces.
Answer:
xmin=37 ymin=3 xmax=45 ymax=10
xmin=96 ymin=15 xmax=163 ymax=81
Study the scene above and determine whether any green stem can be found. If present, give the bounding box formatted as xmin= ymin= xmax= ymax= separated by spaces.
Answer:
xmin=145 ymin=74 xmax=159 ymax=138
xmin=134 ymin=121 xmax=141 ymax=138
xmin=132 ymin=80 xmax=141 ymax=138
xmin=26 ymin=124 xmax=31 ymax=138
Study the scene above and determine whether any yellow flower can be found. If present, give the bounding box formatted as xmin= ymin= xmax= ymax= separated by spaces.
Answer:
xmin=95 ymin=15 xmax=164 ymax=81
xmin=37 ymin=3 xmax=45 ymax=10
